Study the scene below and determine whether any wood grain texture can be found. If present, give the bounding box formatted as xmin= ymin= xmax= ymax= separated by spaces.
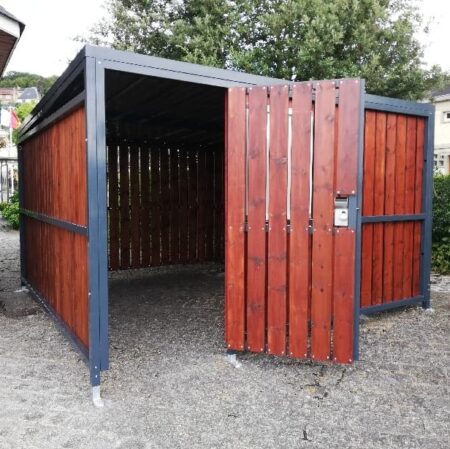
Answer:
xmin=289 ymin=83 xmax=313 ymax=358
xmin=225 ymin=87 xmax=246 ymax=350
xmin=108 ymin=144 xmax=120 ymax=270
xmin=267 ymin=84 xmax=289 ymax=356
xmin=246 ymin=86 xmax=267 ymax=353
xmin=311 ymin=81 xmax=336 ymax=361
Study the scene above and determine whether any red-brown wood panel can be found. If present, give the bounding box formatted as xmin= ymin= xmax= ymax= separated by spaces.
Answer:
xmin=23 ymin=106 xmax=87 ymax=225
xmin=336 ymin=80 xmax=361 ymax=195
xmin=205 ymin=150 xmax=215 ymax=260
xmin=246 ymin=86 xmax=267 ymax=353
xmin=160 ymin=148 xmax=170 ymax=264
xmin=267 ymin=85 xmax=289 ymax=356
xmin=108 ymin=144 xmax=120 ymax=270
xmin=197 ymin=149 xmax=207 ymax=262
xmin=225 ymin=87 xmax=246 ymax=351
xmin=413 ymin=118 xmax=425 ymax=295
xmin=289 ymin=83 xmax=312 ymax=358
xmin=140 ymin=145 xmax=151 ymax=266
xmin=179 ymin=150 xmax=189 ymax=263
xmin=170 ymin=148 xmax=180 ymax=264
xmin=333 ymin=229 xmax=355 ymax=363
xmin=402 ymin=117 xmax=418 ymax=298
xmin=151 ymin=147 xmax=161 ymax=266
xmin=333 ymin=79 xmax=361 ymax=363
xmin=372 ymin=113 xmax=387 ymax=305
xmin=361 ymin=111 xmax=376 ymax=307
xmin=383 ymin=114 xmax=397 ymax=302
xmin=188 ymin=149 xmax=198 ymax=262
xmin=130 ymin=146 xmax=141 ymax=268
xmin=311 ymin=81 xmax=336 ymax=361
xmin=393 ymin=115 xmax=407 ymax=299
xmin=119 ymin=144 xmax=130 ymax=269
xmin=21 ymin=106 xmax=89 ymax=349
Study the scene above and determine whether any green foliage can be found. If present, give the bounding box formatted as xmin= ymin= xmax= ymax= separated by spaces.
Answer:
xmin=84 ymin=0 xmax=450 ymax=99
xmin=0 ymin=192 xmax=19 ymax=230
xmin=0 ymin=71 xmax=57 ymax=96
xmin=432 ymin=175 xmax=450 ymax=274
xmin=12 ymin=102 xmax=36 ymax=145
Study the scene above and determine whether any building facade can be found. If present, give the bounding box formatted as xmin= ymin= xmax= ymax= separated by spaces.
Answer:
xmin=429 ymin=86 xmax=450 ymax=174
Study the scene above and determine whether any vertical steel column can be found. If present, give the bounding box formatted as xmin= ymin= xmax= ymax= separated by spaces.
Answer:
xmin=94 ymin=60 xmax=109 ymax=370
xmin=85 ymin=57 xmax=102 ymax=386
xmin=421 ymin=108 xmax=435 ymax=309
xmin=353 ymin=80 xmax=366 ymax=361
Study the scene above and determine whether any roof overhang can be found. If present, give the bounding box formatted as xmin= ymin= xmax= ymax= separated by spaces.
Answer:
xmin=0 ymin=6 xmax=25 ymax=76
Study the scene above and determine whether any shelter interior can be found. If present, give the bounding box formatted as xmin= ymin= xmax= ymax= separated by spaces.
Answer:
xmin=104 ymin=70 xmax=226 ymax=272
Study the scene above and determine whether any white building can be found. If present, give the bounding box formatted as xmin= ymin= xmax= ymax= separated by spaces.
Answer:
xmin=429 ymin=86 xmax=450 ymax=174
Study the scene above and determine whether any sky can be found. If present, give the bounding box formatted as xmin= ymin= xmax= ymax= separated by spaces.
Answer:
xmin=2 ymin=0 xmax=450 ymax=77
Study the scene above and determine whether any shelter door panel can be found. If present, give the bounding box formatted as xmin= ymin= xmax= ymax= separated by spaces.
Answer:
xmin=225 ymin=80 xmax=363 ymax=363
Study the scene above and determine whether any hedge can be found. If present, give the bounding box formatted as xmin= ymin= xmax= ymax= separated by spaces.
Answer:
xmin=432 ymin=175 xmax=450 ymax=274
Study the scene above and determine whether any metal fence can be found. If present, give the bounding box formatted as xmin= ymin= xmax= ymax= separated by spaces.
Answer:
xmin=0 ymin=157 xmax=18 ymax=203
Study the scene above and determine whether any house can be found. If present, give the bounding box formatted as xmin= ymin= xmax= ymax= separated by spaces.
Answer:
xmin=17 ymin=86 xmax=40 ymax=104
xmin=428 ymin=85 xmax=450 ymax=174
xmin=0 ymin=86 xmax=22 ymax=105
xmin=0 ymin=5 xmax=25 ymax=76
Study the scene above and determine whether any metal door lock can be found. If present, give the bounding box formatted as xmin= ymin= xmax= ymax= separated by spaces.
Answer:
xmin=334 ymin=198 xmax=349 ymax=227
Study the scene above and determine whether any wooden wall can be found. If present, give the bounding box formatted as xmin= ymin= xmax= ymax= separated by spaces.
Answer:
xmin=225 ymin=80 xmax=362 ymax=363
xmin=22 ymin=106 xmax=89 ymax=348
xmin=361 ymin=111 xmax=425 ymax=307
xmin=107 ymin=143 xmax=224 ymax=270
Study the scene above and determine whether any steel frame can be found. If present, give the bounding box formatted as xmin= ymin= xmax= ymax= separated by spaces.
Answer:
xmin=362 ymin=95 xmax=434 ymax=313
xmin=16 ymin=45 xmax=435 ymax=388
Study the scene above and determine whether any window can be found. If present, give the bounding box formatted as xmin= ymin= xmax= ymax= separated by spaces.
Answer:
xmin=443 ymin=111 xmax=450 ymax=123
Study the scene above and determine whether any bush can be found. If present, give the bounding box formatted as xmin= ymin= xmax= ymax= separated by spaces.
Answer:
xmin=0 ymin=191 xmax=19 ymax=230
xmin=432 ymin=175 xmax=450 ymax=274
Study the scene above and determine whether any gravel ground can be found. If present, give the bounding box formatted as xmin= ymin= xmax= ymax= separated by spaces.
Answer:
xmin=0 ymin=222 xmax=449 ymax=449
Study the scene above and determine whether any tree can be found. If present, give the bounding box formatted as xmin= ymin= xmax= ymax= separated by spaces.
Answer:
xmin=0 ymin=72 xmax=57 ymax=96
xmin=12 ymin=102 xmax=36 ymax=144
xmin=85 ymin=0 xmax=450 ymax=100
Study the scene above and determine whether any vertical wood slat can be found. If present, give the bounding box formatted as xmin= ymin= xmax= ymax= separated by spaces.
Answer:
xmin=205 ymin=150 xmax=215 ymax=260
xmin=311 ymin=81 xmax=336 ymax=361
xmin=413 ymin=118 xmax=425 ymax=296
xmin=372 ymin=113 xmax=387 ymax=305
xmin=188 ymin=149 xmax=198 ymax=262
xmin=160 ymin=148 xmax=170 ymax=264
xmin=179 ymin=150 xmax=189 ymax=263
xmin=246 ymin=86 xmax=267 ymax=353
xmin=170 ymin=148 xmax=180 ymax=264
xmin=197 ymin=150 xmax=207 ymax=262
xmin=108 ymin=144 xmax=120 ymax=270
xmin=225 ymin=87 xmax=246 ymax=351
xmin=151 ymin=148 xmax=161 ymax=266
xmin=361 ymin=111 xmax=376 ymax=307
xmin=402 ymin=117 xmax=418 ymax=298
xmin=393 ymin=115 xmax=407 ymax=299
xmin=267 ymin=85 xmax=289 ymax=356
xmin=333 ymin=79 xmax=361 ymax=363
xmin=130 ymin=145 xmax=141 ymax=268
xmin=382 ymin=114 xmax=397 ymax=302
xmin=289 ymin=83 xmax=313 ymax=358
xmin=140 ymin=145 xmax=151 ymax=266
xmin=119 ymin=144 xmax=130 ymax=269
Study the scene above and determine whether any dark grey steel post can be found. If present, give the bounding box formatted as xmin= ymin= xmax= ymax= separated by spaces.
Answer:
xmin=85 ymin=56 xmax=102 ymax=391
xmin=94 ymin=59 xmax=109 ymax=371
xmin=421 ymin=107 xmax=435 ymax=309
